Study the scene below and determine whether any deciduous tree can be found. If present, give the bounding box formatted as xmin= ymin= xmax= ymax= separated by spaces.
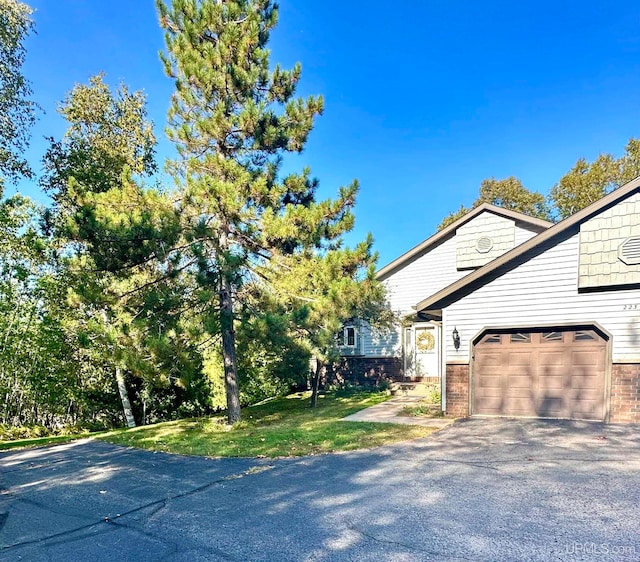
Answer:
xmin=0 ymin=0 xmax=36 ymax=184
xmin=42 ymin=75 xmax=187 ymax=428
xmin=438 ymin=177 xmax=551 ymax=230
xmin=550 ymin=138 xmax=640 ymax=219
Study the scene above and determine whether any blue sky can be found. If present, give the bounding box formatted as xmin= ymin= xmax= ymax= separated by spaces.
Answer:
xmin=16 ymin=0 xmax=640 ymax=267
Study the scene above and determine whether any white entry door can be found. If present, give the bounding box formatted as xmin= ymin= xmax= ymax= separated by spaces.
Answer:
xmin=404 ymin=324 xmax=439 ymax=378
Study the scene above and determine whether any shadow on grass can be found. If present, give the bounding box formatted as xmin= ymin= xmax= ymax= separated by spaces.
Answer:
xmin=98 ymin=392 xmax=434 ymax=458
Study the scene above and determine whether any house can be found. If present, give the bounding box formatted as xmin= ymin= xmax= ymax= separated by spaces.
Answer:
xmin=418 ymin=176 xmax=640 ymax=423
xmin=337 ymin=203 xmax=552 ymax=384
xmin=341 ymin=176 xmax=640 ymax=423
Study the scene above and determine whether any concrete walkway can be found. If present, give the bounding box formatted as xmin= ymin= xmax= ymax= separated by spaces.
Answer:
xmin=341 ymin=395 xmax=454 ymax=428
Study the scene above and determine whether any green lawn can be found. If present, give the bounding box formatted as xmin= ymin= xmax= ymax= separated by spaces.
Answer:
xmin=0 ymin=433 xmax=92 ymax=451
xmin=98 ymin=391 xmax=435 ymax=458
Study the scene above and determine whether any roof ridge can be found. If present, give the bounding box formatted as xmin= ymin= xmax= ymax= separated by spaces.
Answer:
xmin=376 ymin=203 xmax=552 ymax=280
xmin=416 ymin=175 xmax=640 ymax=312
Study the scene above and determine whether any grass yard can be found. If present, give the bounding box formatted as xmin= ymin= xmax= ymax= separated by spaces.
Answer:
xmin=98 ymin=391 xmax=435 ymax=458
xmin=0 ymin=433 xmax=91 ymax=451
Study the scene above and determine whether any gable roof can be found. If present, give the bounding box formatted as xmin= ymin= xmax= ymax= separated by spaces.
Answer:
xmin=376 ymin=203 xmax=552 ymax=280
xmin=416 ymin=176 xmax=640 ymax=313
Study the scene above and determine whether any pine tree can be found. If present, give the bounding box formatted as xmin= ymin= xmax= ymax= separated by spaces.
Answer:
xmin=157 ymin=0 xmax=362 ymax=422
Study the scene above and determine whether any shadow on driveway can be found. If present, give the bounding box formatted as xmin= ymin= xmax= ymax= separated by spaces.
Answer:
xmin=1 ymin=418 xmax=639 ymax=561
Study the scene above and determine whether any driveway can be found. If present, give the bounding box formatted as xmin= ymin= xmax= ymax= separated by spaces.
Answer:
xmin=1 ymin=418 xmax=639 ymax=561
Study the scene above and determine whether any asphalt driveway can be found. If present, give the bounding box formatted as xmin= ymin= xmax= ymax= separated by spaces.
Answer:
xmin=1 ymin=418 xmax=640 ymax=561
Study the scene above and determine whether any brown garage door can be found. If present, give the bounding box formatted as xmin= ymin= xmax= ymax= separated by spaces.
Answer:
xmin=473 ymin=328 xmax=607 ymax=420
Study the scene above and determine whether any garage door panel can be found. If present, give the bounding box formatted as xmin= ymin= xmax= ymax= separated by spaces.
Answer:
xmin=473 ymin=327 xmax=606 ymax=421
xmin=537 ymin=396 xmax=565 ymax=415
xmin=476 ymin=390 xmax=504 ymax=399
xmin=569 ymin=388 xmax=602 ymax=400
xmin=508 ymin=352 xmax=533 ymax=366
xmin=538 ymin=367 xmax=568 ymax=378
xmin=506 ymin=375 xmax=533 ymax=389
xmin=477 ymin=375 xmax=500 ymax=389
xmin=538 ymin=351 xmax=566 ymax=366
xmin=570 ymin=403 xmax=601 ymax=420
xmin=474 ymin=397 xmax=504 ymax=413
xmin=538 ymin=375 xmax=564 ymax=390
xmin=571 ymin=375 xmax=602 ymax=392
xmin=570 ymin=350 xmax=604 ymax=366
xmin=476 ymin=353 xmax=503 ymax=367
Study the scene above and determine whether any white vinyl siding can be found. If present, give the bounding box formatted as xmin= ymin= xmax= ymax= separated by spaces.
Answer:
xmin=444 ymin=232 xmax=640 ymax=363
xmin=360 ymin=321 xmax=401 ymax=357
xmin=515 ymin=222 xmax=543 ymax=246
xmin=384 ymin=218 xmax=543 ymax=318
xmin=358 ymin=214 xmax=544 ymax=359
xmin=384 ymin=235 xmax=462 ymax=316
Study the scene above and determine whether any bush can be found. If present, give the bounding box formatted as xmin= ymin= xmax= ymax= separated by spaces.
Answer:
xmin=333 ymin=381 xmax=389 ymax=397
xmin=0 ymin=423 xmax=51 ymax=441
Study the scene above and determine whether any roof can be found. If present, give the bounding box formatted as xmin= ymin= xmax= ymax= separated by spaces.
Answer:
xmin=416 ymin=176 xmax=640 ymax=313
xmin=376 ymin=203 xmax=552 ymax=280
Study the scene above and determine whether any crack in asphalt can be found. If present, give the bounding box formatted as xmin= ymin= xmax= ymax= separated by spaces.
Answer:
xmin=0 ymin=463 xmax=275 ymax=554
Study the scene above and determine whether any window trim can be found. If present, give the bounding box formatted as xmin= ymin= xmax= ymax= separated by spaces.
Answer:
xmin=342 ymin=325 xmax=357 ymax=348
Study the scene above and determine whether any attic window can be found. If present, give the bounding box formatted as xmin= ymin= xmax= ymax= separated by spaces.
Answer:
xmin=619 ymin=237 xmax=640 ymax=265
xmin=476 ymin=236 xmax=493 ymax=254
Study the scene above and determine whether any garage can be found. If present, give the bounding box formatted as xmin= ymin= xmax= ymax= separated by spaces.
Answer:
xmin=472 ymin=327 xmax=608 ymax=421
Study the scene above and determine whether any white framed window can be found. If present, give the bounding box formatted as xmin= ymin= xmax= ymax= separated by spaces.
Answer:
xmin=342 ymin=326 xmax=357 ymax=347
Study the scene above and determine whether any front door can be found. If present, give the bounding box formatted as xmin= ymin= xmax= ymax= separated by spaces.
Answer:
xmin=404 ymin=324 xmax=439 ymax=378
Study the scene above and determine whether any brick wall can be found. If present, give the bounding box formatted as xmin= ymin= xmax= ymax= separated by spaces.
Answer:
xmin=333 ymin=357 xmax=403 ymax=385
xmin=445 ymin=363 xmax=469 ymax=417
xmin=610 ymin=364 xmax=640 ymax=423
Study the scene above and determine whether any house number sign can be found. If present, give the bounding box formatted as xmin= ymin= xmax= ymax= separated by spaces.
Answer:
xmin=623 ymin=304 xmax=640 ymax=310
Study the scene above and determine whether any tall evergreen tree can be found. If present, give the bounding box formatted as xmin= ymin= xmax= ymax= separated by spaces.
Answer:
xmin=157 ymin=0 xmax=363 ymax=423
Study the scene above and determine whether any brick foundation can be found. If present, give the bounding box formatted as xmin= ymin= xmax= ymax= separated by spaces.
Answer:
xmin=445 ymin=363 xmax=469 ymax=418
xmin=333 ymin=357 xmax=403 ymax=385
xmin=610 ymin=364 xmax=640 ymax=423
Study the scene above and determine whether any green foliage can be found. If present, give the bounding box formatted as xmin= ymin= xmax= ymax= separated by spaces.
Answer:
xmin=0 ymin=0 xmax=36 ymax=183
xmin=333 ymin=381 xmax=390 ymax=396
xmin=438 ymin=176 xmax=551 ymax=230
xmin=265 ymin=235 xmax=393 ymax=363
xmin=204 ymin=312 xmax=310 ymax=407
xmin=437 ymin=204 xmax=471 ymax=231
xmin=156 ymin=0 xmax=387 ymax=420
xmin=440 ymin=138 xmax=640 ymax=228
xmin=550 ymin=138 xmax=640 ymax=219
xmin=41 ymin=75 xmax=208 ymax=428
xmin=400 ymin=401 xmax=444 ymax=418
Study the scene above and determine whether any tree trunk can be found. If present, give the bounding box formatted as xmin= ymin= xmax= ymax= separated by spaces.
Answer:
xmin=115 ymin=367 xmax=136 ymax=428
xmin=220 ymin=275 xmax=241 ymax=424
xmin=310 ymin=358 xmax=323 ymax=408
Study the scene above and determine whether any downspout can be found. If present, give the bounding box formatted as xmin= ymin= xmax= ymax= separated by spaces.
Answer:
xmin=440 ymin=315 xmax=447 ymax=412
